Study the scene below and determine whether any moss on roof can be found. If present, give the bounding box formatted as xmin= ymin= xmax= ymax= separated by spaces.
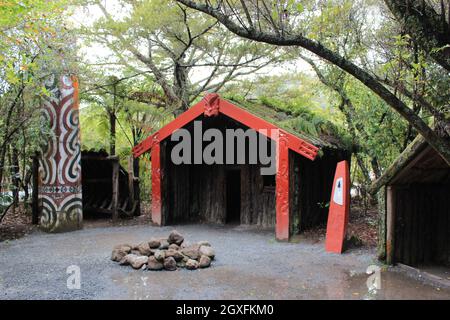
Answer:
xmin=223 ymin=95 xmax=351 ymax=151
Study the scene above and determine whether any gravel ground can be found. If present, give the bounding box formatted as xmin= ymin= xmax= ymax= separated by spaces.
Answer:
xmin=0 ymin=223 xmax=449 ymax=300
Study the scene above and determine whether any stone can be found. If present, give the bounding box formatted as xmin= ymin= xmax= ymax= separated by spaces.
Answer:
xmin=154 ymin=249 xmax=166 ymax=262
xmin=199 ymin=245 xmax=215 ymax=259
xmin=137 ymin=242 xmax=152 ymax=256
xmin=130 ymin=256 xmax=148 ymax=269
xmin=199 ymin=255 xmax=211 ymax=268
xmin=168 ymin=230 xmax=184 ymax=245
xmin=181 ymin=245 xmax=200 ymax=260
xmin=163 ymin=257 xmax=177 ymax=271
xmin=147 ymin=256 xmax=164 ymax=271
xmin=111 ymin=248 xmax=128 ymax=262
xmin=180 ymin=242 xmax=188 ymax=249
xmin=166 ymin=249 xmax=184 ymax=262
xmin=197 ymin=241 xmax=211 ymax=247
xmin=130 ymin=249 xmax=141 ymax=256
xmin=148 ymin=238 xmax=161 ymax=249
xmin=159 ymin=239 xmax=170 ymax=250
xmin=186 ymin=259 xmax=199 ymax=270
xmin=176 ymin=261 xmax=186 ymax=268
xmin=119 ymin=254 xmax=139 ymax=266
xmin=168 ymin=243 xmax=179 ymax=250
xmin=113 ymin=244 xmax=132 ymax=253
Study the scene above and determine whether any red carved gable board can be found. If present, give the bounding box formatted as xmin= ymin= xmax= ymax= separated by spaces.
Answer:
xmin=132 ymin=93 xmax=319 ymax=160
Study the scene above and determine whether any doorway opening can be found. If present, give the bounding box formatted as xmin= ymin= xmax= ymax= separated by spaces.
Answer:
xmin=226 ymin=169 xmax=241 ymax=224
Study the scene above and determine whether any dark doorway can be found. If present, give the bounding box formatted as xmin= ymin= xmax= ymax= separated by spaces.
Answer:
xmin=226 ymin=169 xmax=241 ymax=224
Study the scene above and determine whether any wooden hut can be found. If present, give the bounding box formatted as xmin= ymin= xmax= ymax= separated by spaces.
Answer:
xmin=133 ymin=94 xmax=349 ymax=241
xmin=370 ymin=136 xmax=450 ymax=267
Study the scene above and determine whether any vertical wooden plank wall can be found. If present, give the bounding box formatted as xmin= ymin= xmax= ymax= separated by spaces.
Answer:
xmin=393 ymin=185 xmax=450 ymax=266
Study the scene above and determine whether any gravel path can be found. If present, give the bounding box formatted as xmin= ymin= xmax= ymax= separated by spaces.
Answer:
xmin=0 ymin=224 xmax=449 ymax=300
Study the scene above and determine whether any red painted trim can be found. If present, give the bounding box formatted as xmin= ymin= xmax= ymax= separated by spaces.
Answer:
xmin=220 ymin=99 xmax=318 ymax=160
xmin=325 ymin=160 xmax=350 ymax=253
xmin=276 ymin=133 xmax=290 ymax=241
xmin=151 ymin=140 xmax=162 ymax=226
xmin=132 ymin=94 xmax=319 ymax=160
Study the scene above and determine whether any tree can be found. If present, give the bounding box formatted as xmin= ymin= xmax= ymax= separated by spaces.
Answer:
xmin=77 ymin=0 xmax=284 ymax=113
xmin=175 ymin=0 xmax=450 ymax=165
xmin=384 ymin=0 xmax=450 ymax=71
xmin=0 ymin=0 xmax=75 ymax=213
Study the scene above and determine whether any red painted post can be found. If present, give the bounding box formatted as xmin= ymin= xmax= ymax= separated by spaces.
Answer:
xmin=151 ymin=137 xmax=162 ymax=226
xmin=325 ymin=160 xmax=350 ymax=253
xmin=276 ymin=132 xmax=290 ymax=241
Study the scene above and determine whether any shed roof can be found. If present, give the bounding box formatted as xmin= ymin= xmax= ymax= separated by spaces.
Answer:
xmin=369 ymin=136 xmax=450 ymax=193
xmin=132 ymin=94 xmax=347 ymax=160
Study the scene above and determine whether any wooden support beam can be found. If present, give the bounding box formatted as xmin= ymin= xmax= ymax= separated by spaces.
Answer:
xmin=127 ymin=155 xmax=135 ymax=210
xmin=151 ymin=139 xmax=162 ymax=225
xmin=111 ymin=158 xmax=119 ymax=221
xmin=276 ymin=133 xmax=290 ymax=241
xmin=386 ymin=185 xmax=396 ymax=265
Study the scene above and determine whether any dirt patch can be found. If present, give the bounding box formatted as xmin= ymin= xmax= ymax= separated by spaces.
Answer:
xmin=295 ymin=203 xmax=378 ymax=247
xmin=0 ymin=204 xmax=35 ymax=242
xmin=347 ymin=204 xmax=378 ymax=247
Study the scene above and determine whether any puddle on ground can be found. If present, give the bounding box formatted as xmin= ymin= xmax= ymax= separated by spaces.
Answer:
xmin=103 ymin=267 xmax=450 ymax=300
xmin=324 ymin=270 xmax=450 ymax=300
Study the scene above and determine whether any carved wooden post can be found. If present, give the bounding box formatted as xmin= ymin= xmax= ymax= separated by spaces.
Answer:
xmin=38 ymin=74 xmax=82 ymax=232
xmin=276 ymin=131 xmax=290 ymax=241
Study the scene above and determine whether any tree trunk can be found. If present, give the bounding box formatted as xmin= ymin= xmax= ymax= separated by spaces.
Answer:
xmin=10 ymin=147 xmax=20 ymax=206
xmin=176 ymin=0 xmax=450 ymax=165
xmin=109 ymin=110 xmax=116 ymax=156
xmin=384 ymin=0 xmax=450 ymax=71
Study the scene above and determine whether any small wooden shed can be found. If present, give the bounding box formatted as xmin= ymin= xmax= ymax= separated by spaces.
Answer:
xmin=133 ymin=94 xmax=349 ymax=241
xmin=371 ymin=136 xmax=450 ymax=267
xmin=81 ymin=150 xmax=140 ymax=219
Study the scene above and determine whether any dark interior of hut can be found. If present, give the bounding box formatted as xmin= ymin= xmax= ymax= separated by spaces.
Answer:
xmin=226 ymin=169 xmax=241 ymax=224
xmin=81 ymin=150 xmax=139 ymax=220
xmin=160 ymin=114 xmax=277 ymax=227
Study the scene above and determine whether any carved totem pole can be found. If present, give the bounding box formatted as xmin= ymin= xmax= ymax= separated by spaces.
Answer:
xmin=38 ymin=74 xmax=83 ymax=232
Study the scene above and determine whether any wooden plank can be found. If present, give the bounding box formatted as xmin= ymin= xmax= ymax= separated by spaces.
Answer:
xmin=417 ymin=186 xmax=425 ymax=265
xmin=376 ymin=186 xmax=387 ymax=261
xmin=436 ymin=186 xmax=447 ymax=264
xmin=111 ymin=158 xmax=119 ymax=221
xmin=394 ymin=190 xmax=403 ymax=264
xmin=410 ymin=186 xmax=419 ymax=266
xmin=386 ymin=186 xmax=396 ymax=265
